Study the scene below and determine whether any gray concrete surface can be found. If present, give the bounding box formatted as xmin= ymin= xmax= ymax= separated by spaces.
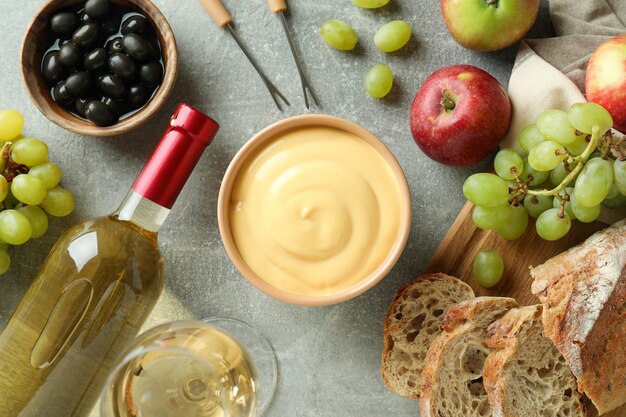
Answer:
xmin=0 ymin=1 xmax=553 ymax=416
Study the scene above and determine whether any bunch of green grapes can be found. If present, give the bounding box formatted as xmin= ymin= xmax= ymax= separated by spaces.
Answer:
xmin=319 ymin=1 xmax=411 ymax=99
xmin=463 ymin=102 xmax=624 ymax=241
xmin=0 ymin=109 xmax=75 ymax=274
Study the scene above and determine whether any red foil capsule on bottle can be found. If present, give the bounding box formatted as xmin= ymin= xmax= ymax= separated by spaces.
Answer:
xmin=131 ymin=103 xmax=220 ymax=209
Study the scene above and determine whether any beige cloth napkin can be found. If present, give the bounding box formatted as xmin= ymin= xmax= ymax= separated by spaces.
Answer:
xmin=501 ymin=0 xmax=626 ymax=224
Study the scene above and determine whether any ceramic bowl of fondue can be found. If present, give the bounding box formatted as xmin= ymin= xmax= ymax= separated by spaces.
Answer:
xmin=218 ymin=115 xmax=411 ymax=306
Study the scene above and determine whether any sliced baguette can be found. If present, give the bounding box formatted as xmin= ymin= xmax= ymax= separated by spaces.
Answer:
xmin=484 ymin=305 xmax=586 ymax=417
xmin=531 ymin=219 xmax=626 ymax=415
xmin=420 ymin=296 xmax=518 ymax=417
xmin=381 ymin=273 xmax=475 ymax=398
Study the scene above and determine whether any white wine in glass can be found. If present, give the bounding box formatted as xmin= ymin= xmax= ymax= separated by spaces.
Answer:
xmin=101 ymin=319 xmax=277 ymax=417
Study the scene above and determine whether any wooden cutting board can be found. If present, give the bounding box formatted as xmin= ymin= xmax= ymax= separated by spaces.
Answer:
xmin=425 ymin=201 xmax=625 ymax=417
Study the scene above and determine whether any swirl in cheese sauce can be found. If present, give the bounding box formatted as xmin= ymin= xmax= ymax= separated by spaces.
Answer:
xmin=229 ymin=126 xmax=403 ymax=296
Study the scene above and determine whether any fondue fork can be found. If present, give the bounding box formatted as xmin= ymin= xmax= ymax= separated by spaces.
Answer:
xmin=200 ymin=0 xmax=290 ymax=110
xmin=267 ymin=0 xmax=319 ymax=109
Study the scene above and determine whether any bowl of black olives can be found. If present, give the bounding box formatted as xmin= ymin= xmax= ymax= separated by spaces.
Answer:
xmin=21 ymin=0 xmax=178 ymax=136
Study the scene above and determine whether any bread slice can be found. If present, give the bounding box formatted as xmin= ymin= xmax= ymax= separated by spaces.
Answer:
xmin=381 ymin=273 xmax=475 ymax=398
xmin=531 ymin=219 xmax=626 ymax=415
xmin=483 ymin=305 xmax=586 ymax=417
xmin=420 ymin=296 xmax=518 ymax=417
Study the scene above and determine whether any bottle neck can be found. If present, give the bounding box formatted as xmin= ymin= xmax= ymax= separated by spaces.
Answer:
xmin=115 ymin=190 xmax=170 ymax=233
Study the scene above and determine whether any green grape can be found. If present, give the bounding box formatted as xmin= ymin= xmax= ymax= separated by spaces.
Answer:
xmin=523 ymin=194 xmax=553 ymax=218
xmin=365 ymin=64 xmax=393 ymax=98
xmin=565 ymin=136 xmax=589 ymax=156
xmin=0 ymin=209 xmax=32 ymax=245
xmin=613 ymin=158 xmax=626 ymax=195
xmin=29 ymin=161 xmax=62 ymax=189
xmin=17 ymin=205 xmax=48 ymax=238
xmin=536 ymin=208 xmax=571 ymax=241
xmin=11 ymin=174 xmax=47 ymax=206
xmin=472 ymin=249 xmax=504 ymax=288
xmin=570 ymin=192 xmax=601 ymax=223
xmin=549 ymin=163 xmax=574 ymax=188
xmin=472 ymin=203 xmax=513 ymax=230
xmin=496 ymin=204 xmax=529 ymax=240
xmin=574 ymin=157 xmax=613 ymax=207
xmin=374 ymin=20 xmax=411 ymax=53
xmin=352 ymin=0 xmax=390 ymax=8
xmin=606 ymin=183 xmax=619 ymax=200
xmin=528 ymin=141 xmax=566 ymax=171
xmin=463 ymin=173 xmax=510 ymax=207
xmin=494 ymin=148 xmax=523 ymax=180
xmin=3 ymin=188 xmax=18 ymax=209
xmin=552 ymin=187 xmax=576 ymax=220
xmin=40 ymin=186 xmax=75 ymax=217
xmin=0 ymin=175 xmax=7 ymax=203
xmin=0 ymin=249 xmax=9 ymax=274
xmin=518 ymin=124 xmax=545 ymax=154
xmin=320 ymin=20 xmax=358 ymax=51
xmin=11 ymin=137 xmax=49 ymax=167
xmin=519 ymin=158 xmax=549 ymax=186
xmin=0 ymin=109 xmax=24 ymax=142
xmin=567 ymin=102 xmax=613 ymax=136
xmin=603 ymin=193 xmax=626 ymax=209
xmin=537 ymin=109 xmax=580 ymax=145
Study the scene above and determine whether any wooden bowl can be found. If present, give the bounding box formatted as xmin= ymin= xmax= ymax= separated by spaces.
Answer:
xmin=20 ymin=0 xmax=178 ymax=137
xmin=217 ymin=115 xmax=412 ymax=306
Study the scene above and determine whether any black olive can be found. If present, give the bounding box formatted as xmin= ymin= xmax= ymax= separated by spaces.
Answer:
xmin=65 ymin=72 xmax=92 ymax=96
xmin=122 ymin=33 xmax=152 ymax=62
xmin=50 ymin=12 xmax=79 ymax=36
xmin=101 ymin=12 xmax=123 ymax=37
xmin=108 ymin=53 xmax=136 ymax=81
xmin=85 ymin=100 xmax=117 ymax=126
xmin=98 ymin=74 xmax=126 ymax=99
xmin=127 ymin=84 xmax=148 ymax=106
xmin=106 ymin=37 xmax=124 ymax=54
xmin=146 ymin=40 xmax=161 ymax=61
xmin=42 ymin=51 xmax=67 ymax=83
xmin=78 ymin=9 xmax=95 ymax=24
xmin=85 ymin=0 xmax=112 ymax=19
xmin=84 ymin=48 xmax=109 ymax=73
xmin=121 ymin=15 xmax=148 ymax=35
xmin=101 ymin=96 xmax=126 ymax=116
xmin=52 ymin=81 xmax=74 ymax=106
xmin=72 ymin=24 xmax=99 ymax=49
xmin=139 ymin=62 xmax=162 ymax=87
xmin=58 ymin=42 xmax=82 ymax=68
xmin=75 ymin=97 xmax=89 ymax=116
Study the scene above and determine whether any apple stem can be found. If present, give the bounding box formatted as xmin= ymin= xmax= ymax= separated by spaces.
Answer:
xmin=440 ymin=92 xmax=456 ymax=112
xmin=485 ymin=0 xmax=499 ymax=7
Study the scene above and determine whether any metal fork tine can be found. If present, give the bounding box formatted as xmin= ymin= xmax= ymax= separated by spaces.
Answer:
xmin=278 ymin=12 xmax=318 ymax=109
xmin=225 ymin=23 xmax=290 ymax=110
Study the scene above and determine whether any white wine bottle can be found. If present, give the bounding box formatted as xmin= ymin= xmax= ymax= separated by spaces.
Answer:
xmin=0 ymin=104 xmax=219 ymax=417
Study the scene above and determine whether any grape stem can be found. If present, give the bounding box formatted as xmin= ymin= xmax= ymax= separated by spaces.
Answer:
xmin=526 ymin=126 xmax=600 ymax=197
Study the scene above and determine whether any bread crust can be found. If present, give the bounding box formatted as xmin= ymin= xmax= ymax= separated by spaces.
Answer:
xmin=419 ymin=297 xmax=517 ymax=417
xmin=530 ymin=219 xmax=626 ymax=415
xmin=381 ymin=273 xmax=474 ymax=399
xmin=483 ymin=305 xmax=586 ymax=417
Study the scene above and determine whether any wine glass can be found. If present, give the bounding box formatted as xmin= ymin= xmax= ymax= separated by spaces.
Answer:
xmin=100 ymin=318 xmax=277 ymax=417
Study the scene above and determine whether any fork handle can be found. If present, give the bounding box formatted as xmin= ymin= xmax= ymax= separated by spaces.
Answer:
xmin=200 ymin=0 xmax=232 ymax=27
xmin=268 ymin=0 xmax=287 ymax=13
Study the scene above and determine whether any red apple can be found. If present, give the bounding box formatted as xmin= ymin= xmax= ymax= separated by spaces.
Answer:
xmin=409 ymin=65 xmax=511 ymax=166
xmin=586 ymin=34 xmax=626 ymax=133
xmin=441 ymin=0 xmax=539 ymax=52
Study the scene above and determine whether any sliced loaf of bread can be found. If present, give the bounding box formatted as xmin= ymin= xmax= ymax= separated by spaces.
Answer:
xmin=483 ymin=305 xmax=586 ymax=417
xmin=420 ymin=296 xmax=518 ymax=417
xmin=381 ymin=273 xmax=475 ymax=398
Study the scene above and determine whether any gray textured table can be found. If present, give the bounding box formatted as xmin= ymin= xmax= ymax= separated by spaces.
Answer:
xmin=0 ymin=1 xmax=553 ymax=416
